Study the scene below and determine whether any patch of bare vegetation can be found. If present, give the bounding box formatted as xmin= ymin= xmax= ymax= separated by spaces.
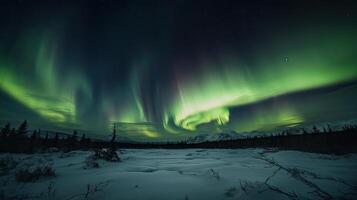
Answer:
xmin=93 ymin=148 xmax=120 ymax=162
xmin=0 ymin=156 xmax=18 ymax=176
xmin=83 ymin=148 xmax=120 ymax=169
xmin=15 ymin=165 xmax=55 ymax=182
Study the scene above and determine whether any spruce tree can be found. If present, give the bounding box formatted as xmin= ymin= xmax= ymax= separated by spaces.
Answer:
xmin=1 ymin=123 xmax=10 ymax=138
xmin=31 ymin=130 xmax=38 ymax=140
xmin=16 ymin=120 xmax=28 ymax=137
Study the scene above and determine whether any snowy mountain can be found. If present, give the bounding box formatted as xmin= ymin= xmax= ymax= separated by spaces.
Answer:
xmin=186 ymin=119 xmax=357 ymax=144
xmin=186 ymin=133 xmax=245 ymax=144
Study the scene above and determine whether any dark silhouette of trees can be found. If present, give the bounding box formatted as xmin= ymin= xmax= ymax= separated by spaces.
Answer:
xmin=30 ymin=130 xmax=38 ymax=153
xmin=1 ymin=120 xmax=357 ymax=154
xmin=80 ymin=134 xmax=86 ymax=143
xmin=1 ymin=123 xmax=10 ymax=138
xmin=0 ymin=123 xmax=11 ymax=151
xmin=31 ymin=130 xmax=38 ymax=140
xmin=312 ymin=126 xmax=319 ymax=134
xmin=72 ymin=130 xmax=78 ymax=141
xmin=10 ymin=128 xmax=16 ymax=138
xmin=42 ymin=132 xmax=49 ymax=147
xmin=16 ymin=120 xmax=28 ymax=138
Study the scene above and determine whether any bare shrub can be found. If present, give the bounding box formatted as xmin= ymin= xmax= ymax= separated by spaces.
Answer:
xmin=93 ymin=148 xmax=120 ymax=162
xmin=15 ymin=165 xmax=55 ymax=182
xmin=0 ymin=156 xmax=18 ymax=175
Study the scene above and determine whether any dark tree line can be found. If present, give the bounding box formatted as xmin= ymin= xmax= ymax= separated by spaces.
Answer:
xmin=0 ymin=121 xmax=93 ymax=153
xmin=1 ymin=121 xmax=357 ymax=154
xmin=0 ymin=121 xmax=120 ymax=153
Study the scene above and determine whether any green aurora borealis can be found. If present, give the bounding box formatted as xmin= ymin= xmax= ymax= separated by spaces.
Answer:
xmin=0 ymin=1 xmax=357 ymax=141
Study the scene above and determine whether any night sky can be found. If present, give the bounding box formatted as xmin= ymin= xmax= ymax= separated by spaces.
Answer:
xmin=0 ymin=0 xmax=357 ymax=141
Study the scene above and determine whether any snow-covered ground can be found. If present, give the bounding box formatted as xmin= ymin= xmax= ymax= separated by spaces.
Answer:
xmin=1 ymin=149 xmax=357 ymax=200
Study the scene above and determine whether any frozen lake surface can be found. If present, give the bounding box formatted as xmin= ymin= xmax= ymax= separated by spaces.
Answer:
xmin=1 ymin=148 xmax=357 ymax=200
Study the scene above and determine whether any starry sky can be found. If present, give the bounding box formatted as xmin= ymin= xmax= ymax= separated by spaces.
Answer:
xmin=0 ymin=0 xmax=357 ymax=141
